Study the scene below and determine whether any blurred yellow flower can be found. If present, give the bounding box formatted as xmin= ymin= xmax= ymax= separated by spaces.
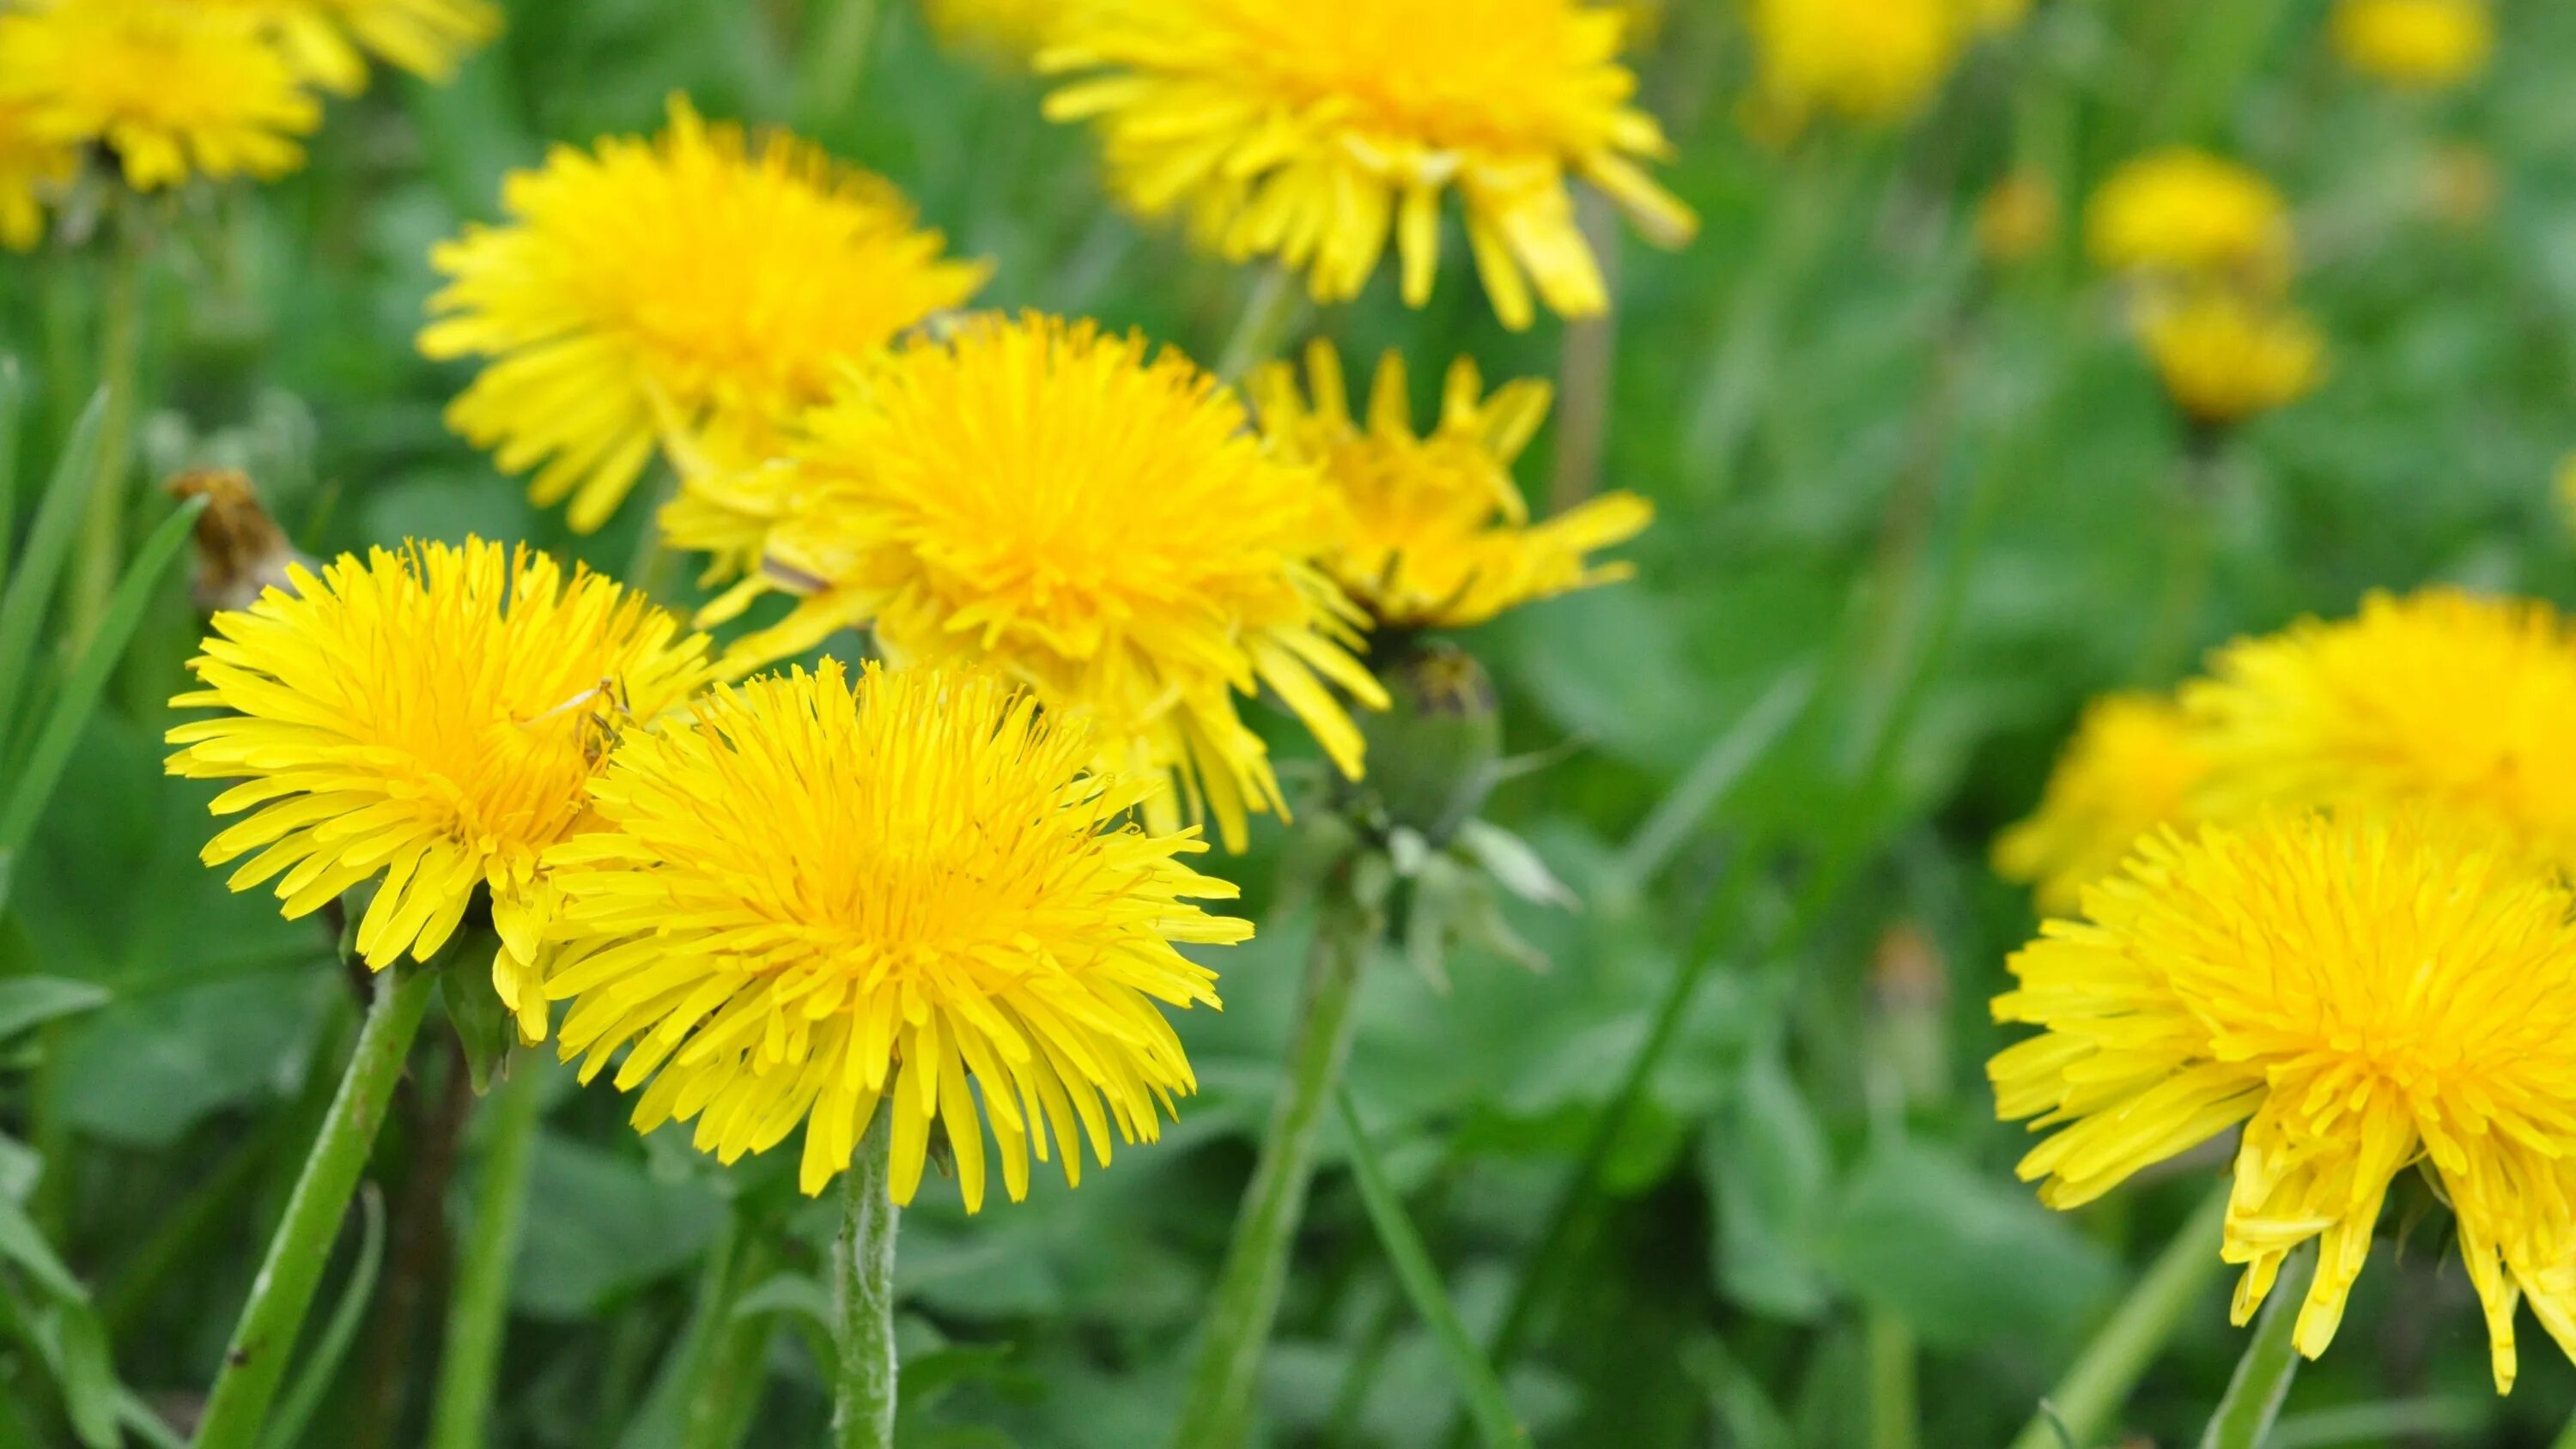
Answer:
xmin=1040 ymin=0 xmax=1697 ymax=331
xmin=2184 ymin=588 xmax=2576 ymax=875
xmin=1251 ymin=341 xmax=1652 ymax=629
xmin=1993 ymin=809 xmax=2576 ymax=1392
xmin=1992 ymin=693 xmax=2207 ymax=917
xmin=421 ymin=98 xmax=987 ymax=532
xmin=702 ymin=313 xmax=1388 ymax=852
xmin=545 ymin=662 xmax=1244 ymax=1208
xmin=920 ymin=0 xmax=1055 ymax=58
xmin=1745 ymin=0 xmax=1966 ymax=127
xmin=2137 ymin=287 xmax=2324 ymax=426
xmin=2087 ymin=149 xmax=2294 ymax=286
xmin=166 ymin=539 xmax=712 ymax=1040
xmin=1974 ymin=167 xmax=2059 ymax=265
xmin=0 ymin=0 xmax=321 ymax=191
xmin=220 ymin=0 xmax=501 ymax=93
xmin=2333 ymin=0 xmax=2493 ymax=89
xmin=0 ymin=100 xmax=74 ymax=251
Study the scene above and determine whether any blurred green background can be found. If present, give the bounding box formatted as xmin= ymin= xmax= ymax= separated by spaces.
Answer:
xmin=9 ymin=0 xmax=2576 ymax=1444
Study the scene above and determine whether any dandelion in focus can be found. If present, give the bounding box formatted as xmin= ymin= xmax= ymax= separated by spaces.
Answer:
xmin=1992 ymin=809 xmax=2576 ymax=1391
xmin=1251 ymin=340 xmax=1652 ymax=630
xmin=1993 ymin=693 xmax=2206 ymax=916
xmin=703 ymin=312 xmax=1387 ymax=852
xmin=0 ymin=0 xmax=322 ymax=191
xmin=2333 ymin=0 xmax=2493 ymax=90
xmin=166 ymin=539 xmax=711 ymax=1039
xmin=2136 ymin=287 xmax=2324 ymax=427
xmin=2087 ymin=149 xmax=2294 ymax=288
xmin=2184 ymin=587 xmax=2576 ymax=874
xmin=1975 ymin=167 xmax=2059 ymax=266
xmin=0 ymin=99 xmax=73 ymax=250
xmin=1041 ymin=0 xmax=1697 ymax=331
xmin=545 ymin=661 xmax=1245 ymax=1208
xmin=421 ymin=98 xmax=987 ymax=532
xmin=1744 ymin=0 xmax=1968 ymax=129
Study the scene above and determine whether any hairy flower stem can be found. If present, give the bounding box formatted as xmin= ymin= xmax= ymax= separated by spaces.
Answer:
xmin=191 ymin=963 xmax=437 ymax=1449
xmin=71 ymin=204 xmax=145 ymax=648
xmin=832 ymin=1109 xmax=901 ymax=1449
xmin=1170 ymin=853 xmax=1389 ymax=1449
xmin=2198 ymin=1245 xmax=2316 ymax=1449
xmin=2006 ymin=1185 xmax=2228 ymax=1449
xmin=427 ymin=1053 xmax=549 ymax=1449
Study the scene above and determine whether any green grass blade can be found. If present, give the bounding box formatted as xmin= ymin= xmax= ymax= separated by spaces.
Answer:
xmin=1334 ymin=1087 xmax=1528 ymax=1449
xmin=0 ymin=493 xmax=202 ymax=867
xmin=256 ymin=1185 xmax=386 ymax=1449
xmin=0 ymin=390 xmax=109 ymax=731
xmin=0 ymin=358 xmax=24 ymax=591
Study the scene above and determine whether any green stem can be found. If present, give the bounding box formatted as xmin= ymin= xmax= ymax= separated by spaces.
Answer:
xmin=2199 ymin=1245 xmax=2316 ymax=1449
xmin=2136 ymin=438 xmax=2224 ymax=685
xmin=70 ymin=209 xmax=144 ymax=649
xmin=797 ymin=0 xmax=883 ymax=126
xmin=1214 ymin=265 xmax=1308 ymax=384
xmin=191 ymin=964 xmax=437 ymax=1449
xmin=2008 ymin=1185 xmax=2229 ymax=1449
xmin=1867 ymin=1311 xmax=1918 ymax=1449
xmin=1169 ymin=855 xmax=1388 ymax=1449
xmin=831 ymin=1108 xmax=900 ymax=1449
xmin=2549 ymin=1404 xmax=2576 ymax=1449
xmin=427 ymin=1053 xmax=548 ymax=1449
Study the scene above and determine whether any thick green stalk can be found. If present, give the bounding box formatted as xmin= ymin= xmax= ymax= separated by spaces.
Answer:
xmin=191 ymin=965 xmax=438 ymax=1449
xmin=427 ymin=1054 xmax=549 ymax=1449
xmin=2199 ymin=1246 xmax=2316 ymax=1449
xmin=2007 ymin=1186 xmax=2229 ymax=1449
xmin=831 ymin=1109 xmax=900 ymax=1449
xmin=1169 ymin=858 xmax=1388 ymax=1449
xmin=70 ymin=212 xmax=144 ymax=648
xmin=1867 ymin=1312 xmax=1918 ymax=1449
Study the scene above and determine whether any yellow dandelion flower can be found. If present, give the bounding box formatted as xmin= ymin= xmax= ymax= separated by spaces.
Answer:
xmin=2136 ymin=287 xmax=2324 ymax=427
xmin=1250 ymin=340 xmax=1652 ymax=629
xmin=1040 ymin=0 xmax=1697 ymax=331
xmin=420 ymin=97 xmax=989 ymax=533
xmin=2087 ymin=149 xmax=2295 ymax=286
xmin=2184 ymin=588 xmax=2576 ymax=875
xmin=1992 ymin=809 xmax=2576 ymax=1392
xmin=1974 ymin=167 xmax=2059 ymax=266
xmin=2333 ymin=0 xmax=2493 ymax=90
xmin=0 ymin=100 xmax=76 ymax=251
xmin=1744 ymin=0 xmax=1967 ymax=128
xmin=0 ymin=0 xmax=321 ymax=191
xmin=165 ymin=539 xmax=712 ymax=1040
xmin=701 ymin=312 xmax=1387 ymax=852
xmin=544 ymin=661 xmax=1246 ymax=1209
xmin=216 ymin=0 xmax=501 ymax=93
xmin=1993 ymin=693 xmax=2208 ymax=917
xmin=920 ymin=0 xmax=1057 ymax=58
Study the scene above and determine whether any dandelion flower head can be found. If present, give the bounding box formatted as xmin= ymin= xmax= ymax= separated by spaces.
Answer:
xmin=2333 ymin=0 xmax=2493 ymax=89
xmin=1993 ymin=693 xmax=2208 ymax=917
xmin=1041 ymin=0 xmax=1697 ymax=331
xmin=1744 ymin=0 xmax=1968 ymax=128
xmin=1992 ymin=809 xmax=2576 ymax=1391
xmin=2184 ymin=588 xmax=2576 ymax=875
xmin=2087 ymin=149 xmax=2294 ymax=286
xmin=544 ymin=661 xmax=1247 ymax=1209
xmin=216 ymin=0 xmax=502 ymax=94
xmin=2136 ymin=286 xmax=2324 ymax=427
xmin=421 ymin=97 xmax=988 ymax=532
xmin=707 ymin=312 xmax=1388 ymax=852
xmin=166 ymin=539 xmax=712 ymax=1040
xmin=0 ymin=99 xmax=74 ymax=250
xmin=0 ymin=0 xmax=322 ymax=191
xmin=1252 ymin=340 xmax=1653 ymax=630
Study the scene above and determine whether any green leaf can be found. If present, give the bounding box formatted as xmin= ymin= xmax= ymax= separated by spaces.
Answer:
xmin=0 ymin=391 xmax=106 ymax=733
xmin=511 ymin=1135 xmax=725 ymax=1319
xmin=1820 ymin=1140 xmax=2117 ymax=1351
xmin=0 ymin=358 xmax=23 ymax=584
xmin=0 ymin=979 xmax=111 ymax=1041
xmin=0 ymin=1190 xmax=82 ymax=1301
xmin=728 ymin=1271 xmax=831 ymax=1329
xmin=0 ymin=494 xmax=207 ymax=866
xmin=1704 ymin=1052 xmax=1835 ymax=1322
xmin=1335 ymin=1087 xmax=1528 ymax=1449
xmin=50 ymin=1303 xmax=118 ymax=1449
